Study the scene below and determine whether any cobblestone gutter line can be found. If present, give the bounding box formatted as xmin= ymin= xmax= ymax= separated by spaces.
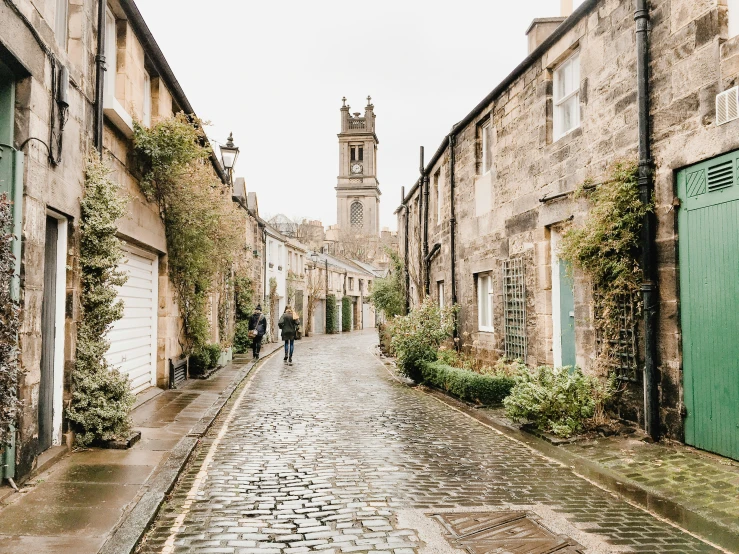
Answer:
xmin=98 ymin=343 xmax=283 ymax=554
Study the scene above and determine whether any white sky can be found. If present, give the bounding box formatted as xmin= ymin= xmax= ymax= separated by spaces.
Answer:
xmin=135 ymin=0 xmax=564 ymax=231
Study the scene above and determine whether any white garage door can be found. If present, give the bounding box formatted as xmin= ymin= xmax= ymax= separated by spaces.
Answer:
xmin=106 ymin=246 xmax=158 ymax=394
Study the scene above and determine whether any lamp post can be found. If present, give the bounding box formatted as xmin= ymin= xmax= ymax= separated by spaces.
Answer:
xmin=219 ymin=132 xmax=240 ymax=186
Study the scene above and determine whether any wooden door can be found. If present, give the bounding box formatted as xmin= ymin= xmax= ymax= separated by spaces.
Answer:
xmin=678 ymin=151 xmax=739 ymax=460
xmin=39 ymin=217 xmax=57 ymax=452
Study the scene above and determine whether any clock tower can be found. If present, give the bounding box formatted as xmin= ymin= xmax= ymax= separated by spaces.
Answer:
xmin=336 ymin=96 xmax=381 ymax=237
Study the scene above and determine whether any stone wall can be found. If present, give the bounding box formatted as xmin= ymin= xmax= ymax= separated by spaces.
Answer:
xmin=400 ymin=0 xmax=739 ymax=440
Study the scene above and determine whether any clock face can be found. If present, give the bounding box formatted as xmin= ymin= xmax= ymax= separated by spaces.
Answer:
xmin=351 ymin=163 xmax=363 ymax=174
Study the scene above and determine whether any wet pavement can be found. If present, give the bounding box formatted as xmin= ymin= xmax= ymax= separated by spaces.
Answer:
xmin=0 ymin=344 xmax=280 ymax=554
xmin=138 ymin=331 xmax=724 ymax=554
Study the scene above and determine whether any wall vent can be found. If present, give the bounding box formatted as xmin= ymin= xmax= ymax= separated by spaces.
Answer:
xmin=707 ymin=160 xmax=734 ymax=191
xmin=716 ymin=86 xmax=739 ymax=126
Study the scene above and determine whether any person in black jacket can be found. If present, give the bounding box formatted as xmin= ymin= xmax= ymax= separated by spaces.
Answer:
xmin=278 ymin=306 xmax=299 ymax=365
xmin=248 ymin=305 xmax=267 ymax=360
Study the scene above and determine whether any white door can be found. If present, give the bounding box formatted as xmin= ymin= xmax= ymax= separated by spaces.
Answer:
xmin=106 ymin=246 xmax=158 ymax=394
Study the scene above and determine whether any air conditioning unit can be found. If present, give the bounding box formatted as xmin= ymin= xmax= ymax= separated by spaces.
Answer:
xmin=716 ymin=86 xmax=739 ymax=126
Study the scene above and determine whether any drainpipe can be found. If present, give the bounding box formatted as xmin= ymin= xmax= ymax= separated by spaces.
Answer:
xmin=94 ymin=0 xmax=106 ymax=154
xmin=421 ymin=147 xmax=430 ymax=296
xmin=635 ymin=0 xmax=659 ymax=439
xmin=448 ymin=134 xmax=458 ymax=342
xmin=401 ymin=185 xmax=410 ymax=315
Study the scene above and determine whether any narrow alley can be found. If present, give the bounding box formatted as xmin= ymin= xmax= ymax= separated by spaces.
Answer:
xmin=138 ymin=332 xmax=719 ymax=554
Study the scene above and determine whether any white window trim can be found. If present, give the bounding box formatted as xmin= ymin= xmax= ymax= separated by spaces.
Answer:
xmin=437 ymin=281 xmax=445 ymax=309
xmin=730 ymin=0 xmax=739 ymax=38
xmin=55 ymin=0 xmax=69 ymax=48
xmin=553 ymin=50 xmax=581 ymax=141
xmin=481 ymin=120 xmax=493 ymax=175
xmin=436 ymin=174 xmax=443 ymax=225
xmin=477 ymin=273 xmax=494 ymax=333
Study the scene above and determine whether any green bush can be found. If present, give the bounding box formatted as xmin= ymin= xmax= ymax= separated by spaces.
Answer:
xmin=189 ymin=343 xmax=221 ymax=375
xmin=369 ymin=248 xmax=405 ymax=318
xmin=233 ymin=320 xmax=252 ymax=354
xmin=504 ymin=365 xmax=615 ymax=437
xmin=421 ymin=361 xmax=515 ymax=405
xmin=341 ymin=296 xmax=352 ymax=332
xmin=67 ymin=153 xmax=134 ymax=447
xmin=326 ymin=294 xmax=337 ymax=334
xmin=389 ymin=297 xmax=457 ymax=381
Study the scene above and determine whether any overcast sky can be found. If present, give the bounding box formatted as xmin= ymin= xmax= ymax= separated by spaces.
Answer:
xmin=135 ymin=0 xmax=565 ymax=231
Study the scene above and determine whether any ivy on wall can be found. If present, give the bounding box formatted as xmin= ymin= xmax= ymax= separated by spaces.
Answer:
xmin=133 ymin=115 xmax=243 ymax=352
xmin=0 ymin=194 xmax=21 ymax=446
xmin=341 ymin=296 xmax=352 ymax=332
xmin=559 ymin=159 xmax=650 ymax=370
xmin=67 ymin=153 xmax=134 ymax=446
xmin=326 ymin=294 xmax=337 ymax=334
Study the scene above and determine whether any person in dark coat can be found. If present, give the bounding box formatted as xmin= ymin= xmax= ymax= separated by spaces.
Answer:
xmin=278 ymin=306 xmax=299 ymax=364
xmin=248 ymin=305 xmax=267 ymax=360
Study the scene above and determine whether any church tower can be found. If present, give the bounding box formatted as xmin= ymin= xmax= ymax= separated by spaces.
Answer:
xmin=336 ymin=96 xmax=381 ymax=237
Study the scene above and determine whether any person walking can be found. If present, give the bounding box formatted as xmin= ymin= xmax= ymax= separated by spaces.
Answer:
xmin=278 ymin=306 xmax=299 ymax=365
xmin=248 ymin=305 xmax=267 ymax=360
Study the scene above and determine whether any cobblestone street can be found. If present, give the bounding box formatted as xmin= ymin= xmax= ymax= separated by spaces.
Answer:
xmin=138 ymin=332 xmax=722 ymax=554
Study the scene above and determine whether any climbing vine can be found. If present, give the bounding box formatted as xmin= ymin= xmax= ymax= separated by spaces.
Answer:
xmin=0 ymin=194 xmax=21 ymax=446
xmin=559 ymin=159 xmax=650 ymax=370
xmin=133 ymin=114 xmax=243 ymax=352
xmin=67 ymin=153 xmax=134 ymax=446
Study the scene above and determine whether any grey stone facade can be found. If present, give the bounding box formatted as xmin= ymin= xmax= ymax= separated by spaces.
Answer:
xmin=398 ymin=0 xmax=739 ymax=442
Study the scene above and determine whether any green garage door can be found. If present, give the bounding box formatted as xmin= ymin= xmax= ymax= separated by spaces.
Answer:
xmin=678 ymin=151 xmax=739 ymax=460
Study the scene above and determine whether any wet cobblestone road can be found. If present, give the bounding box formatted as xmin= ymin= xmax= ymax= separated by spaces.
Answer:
xmin=138 ymin=331 xmax=721 ymax=554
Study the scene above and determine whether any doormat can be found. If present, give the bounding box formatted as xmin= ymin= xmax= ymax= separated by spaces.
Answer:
xmin=431 ymin=511 xmax=585 ymax=553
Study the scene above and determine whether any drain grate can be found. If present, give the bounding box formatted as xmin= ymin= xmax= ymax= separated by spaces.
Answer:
xmin=432 ymin=511 xmax=585 ymax=554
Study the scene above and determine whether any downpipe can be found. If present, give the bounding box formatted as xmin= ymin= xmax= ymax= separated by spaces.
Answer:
xmin=94 ymin=0 xmax=106 ymax=154
xmin=421 ymin=146 xmax=430 ymax=296
xmin=635 ymin=0 xmax=660 ymax=440
xmin=448 ymin=134 xmax=458 ymax=343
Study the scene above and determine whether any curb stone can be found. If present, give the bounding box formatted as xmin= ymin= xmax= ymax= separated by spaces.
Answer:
xmin=98 ymin=342 xmax=282 ymax=554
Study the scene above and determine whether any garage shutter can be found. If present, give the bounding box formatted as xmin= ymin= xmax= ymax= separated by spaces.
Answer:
xmin=106 ymin=246 xmax=158 ymax=394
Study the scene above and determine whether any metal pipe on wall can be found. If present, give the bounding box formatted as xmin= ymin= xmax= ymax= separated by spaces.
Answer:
xmin=635 ymin=0 xmax=659 ymax=439
xmin=448 ymin=134 xmax=458 ymax=342
xmin=422 ymin=146 xmax=430 ymax=296
xmin=94 ymin=0 xmax=106 ymax=154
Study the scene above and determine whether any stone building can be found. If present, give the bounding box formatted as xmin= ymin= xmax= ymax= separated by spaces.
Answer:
xmin=398 ymin=0 xmax=739 ymax=460
xmin=1 ymin=0 xmax=234 ymax=481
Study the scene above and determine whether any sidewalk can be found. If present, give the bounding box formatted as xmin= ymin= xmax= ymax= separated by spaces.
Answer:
xmin=0 ymin=342 xmax=282 ymax=554
xmin=424 ymin=390 xmax=739 ymax=552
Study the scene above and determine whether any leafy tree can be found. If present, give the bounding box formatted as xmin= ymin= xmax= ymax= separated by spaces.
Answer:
xmin=370 ymin=248 xmax=406 ymax=318
xmin=67 ymin=154 xmax=134 ymax=446
xmin=133 ymin=115 xmax=243 ymax=352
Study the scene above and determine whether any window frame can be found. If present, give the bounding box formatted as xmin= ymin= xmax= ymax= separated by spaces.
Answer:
xmin=553 ymin=50 xmax=581 ymax=141
xmin=143 ymin=70 xmax=152 ymax=127
xmin=477 ymin=272 xmax=494 ymax=333
xmin=104 ymin=7 xmax=117 ymax=101
xmin=481 ymin=119 xmax=494 ymax=175
xmin=55 ymin=0 xmax=69 ymax=48
xmin=437 ymin=280 xmax=445 ymax=309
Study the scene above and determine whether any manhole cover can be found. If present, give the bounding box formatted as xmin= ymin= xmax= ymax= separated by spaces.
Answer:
xmin=432 ymin=511 xmax=585 ymax=554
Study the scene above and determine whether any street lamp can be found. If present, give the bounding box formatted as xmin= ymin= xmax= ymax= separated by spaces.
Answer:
xmin=220 ymin=132 xmax=240 ymax=184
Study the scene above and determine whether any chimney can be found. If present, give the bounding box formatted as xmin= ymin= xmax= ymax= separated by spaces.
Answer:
xmin=525 ymin=17 xmax=567 ymax=54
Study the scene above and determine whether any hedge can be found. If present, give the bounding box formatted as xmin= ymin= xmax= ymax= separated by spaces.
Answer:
xmin=421 ymin=361 xmax=515 ymax=405
xmin=326 ymin=294 xmax=337 ymax=334
xmin=341 ymin=296 xmax=352 ymax=332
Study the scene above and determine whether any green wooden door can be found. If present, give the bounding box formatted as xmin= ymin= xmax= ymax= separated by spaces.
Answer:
xmin=678 ymin=151 xmax=739 ymax=460
xmin=559 ymin=260 xmax=576 ymax=368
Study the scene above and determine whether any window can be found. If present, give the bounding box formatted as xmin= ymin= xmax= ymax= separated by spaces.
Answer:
xmin=730 ymin=0 xmax=739 ymax=37
xmin=348 ymin=277 xmax=354 ymax=290
xmin=481 ymin=120 xmax=494 ymax=174
xmin=475 ymin=175 xmax=492 ymax=216
xmin=359 ymin=279 xmax=364 ymax=293
xmin=55 ymin=0 xmax=69 ymax=48
xmin=367 ymin=280 xmax=372 ymax=292
xmin=477 ymin=273 xmax=494 ymax=332
xmin=350 ymin=145 xmax=364 ymax=161
xmin=437 ymin=281 xmax=445 ymax=309
xmin=104 ymin=8 xmax=117 ymax=99
xmin=435 ymin=170 xmax=442 ymax=224
xmin=553 ymin=51 xmax=580 ymax=140
xmin=350 ymin=201 xmax=364 ymax=228
xmin=143 ymin=71 xmax=152 ymax=126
